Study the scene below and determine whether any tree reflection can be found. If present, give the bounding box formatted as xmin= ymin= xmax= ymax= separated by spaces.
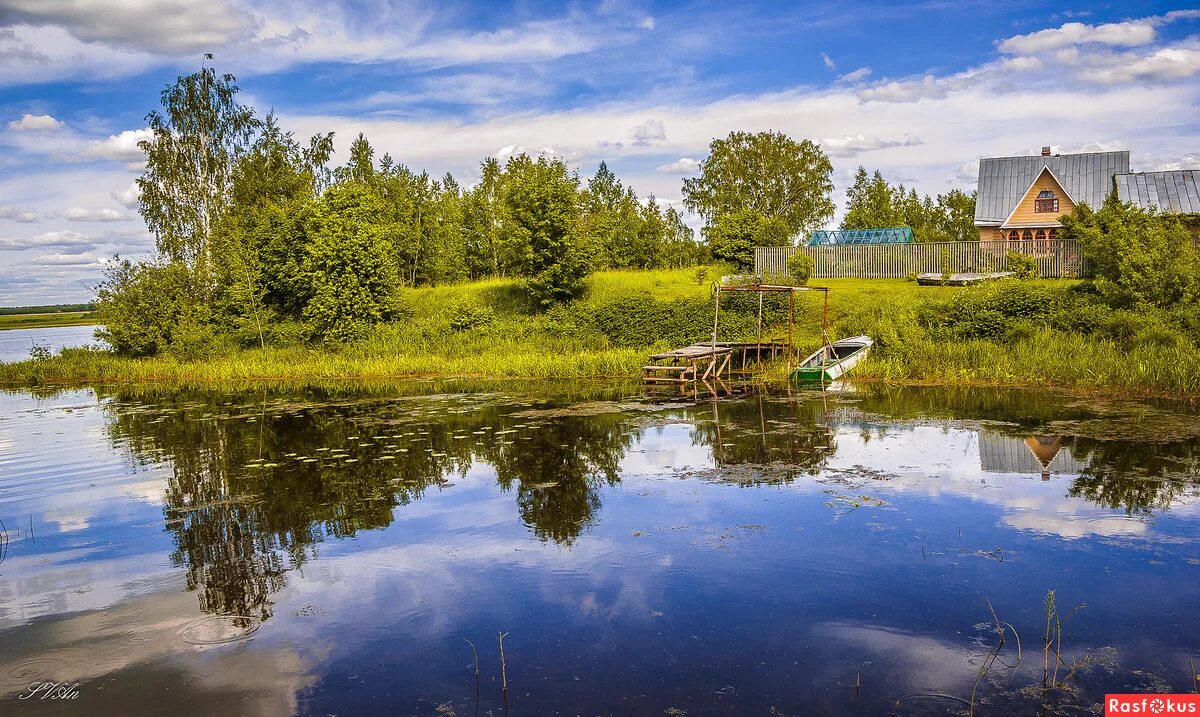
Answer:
xmin=1066 ymin=438 xmax=1200 ymax=515
xmin=692 ymin=394 xmax=836 ymax=479
xmin=486 ymin=414 xmax=631 ymax=544
xmin=99 ymin=387 xmax=640 ymax=621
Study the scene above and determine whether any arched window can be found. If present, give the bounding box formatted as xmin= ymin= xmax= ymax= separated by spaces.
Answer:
xmin=1008 ymin=230 xmax=1019 ymax=241
xmin=1035 ymin=190 xmax=1059 ymax=213
xmin=1035 ymin=229 xmax=1046 ymax=240
xmin=1022 ymin=229 xmax=1033 ymax=241
xmin=1048 ymin=228 xmax=1057 ymax=240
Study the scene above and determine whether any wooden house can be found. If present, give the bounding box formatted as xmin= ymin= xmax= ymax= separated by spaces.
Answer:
xmin=974 ymin=147 xmax=1129 ymax=241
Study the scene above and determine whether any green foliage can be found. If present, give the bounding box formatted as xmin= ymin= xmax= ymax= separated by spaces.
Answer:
xmin=786 ymin=251 xmax=813 ymax=285
xmin=683 ymin=130 xmax=834 ymax=236
xmin=95 ymin=259 xmax=211 ymax=357
xmin=580 ymin=293 xmax=774 ymax=348
xmin=1005 ymin=250 xmax=1040 ymax=279
xmin=448 ymin=302 xmax=497 ymax=332
xmin=704 ymin=209 xmax=791 ymax=270
xmin=300 ymin=182 xmax=407 ymax=342
xmin=1061 ymin=197 xmax=1200 ymax=307
xmin=841 ymin=166 xmax=977 ymax=242
xmin=138 ymin=61 xmax=260 ymax=273
xmin=498 ymin=155 xmax=589 ymax=307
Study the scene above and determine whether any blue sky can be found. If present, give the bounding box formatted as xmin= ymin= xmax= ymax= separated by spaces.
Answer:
xmin=1 ymin=0 xmax=1199 ymax=303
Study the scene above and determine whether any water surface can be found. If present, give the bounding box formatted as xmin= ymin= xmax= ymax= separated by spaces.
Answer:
xmin=2 ymin=382 xmax=1198 ymax=715
xmin=0 ymin=324 xmax=101 ymax=363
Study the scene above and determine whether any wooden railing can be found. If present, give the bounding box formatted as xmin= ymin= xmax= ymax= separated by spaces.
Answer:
xmin=754 ymin=239 xmax=1087 ymax=279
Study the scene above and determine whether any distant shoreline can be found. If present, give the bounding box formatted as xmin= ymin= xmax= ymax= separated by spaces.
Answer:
xmin=0 ymin=312 xmax=98 ymax=330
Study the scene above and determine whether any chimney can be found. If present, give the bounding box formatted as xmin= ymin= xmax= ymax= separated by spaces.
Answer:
xmin=1041 ymin=146 xmax=1052 ymax=156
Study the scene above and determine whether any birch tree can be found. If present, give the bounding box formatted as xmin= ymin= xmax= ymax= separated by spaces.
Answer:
xmin=137 ymin=56 xmax=260 ymax=280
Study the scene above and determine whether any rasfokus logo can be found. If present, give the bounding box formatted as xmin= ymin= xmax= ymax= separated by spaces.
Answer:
xmin=1106 ymin=695 xmax=1200 ymax=715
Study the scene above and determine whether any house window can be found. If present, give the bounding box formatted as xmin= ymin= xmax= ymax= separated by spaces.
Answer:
xmin=1022 ymin=229 xmax=1033 ymax=240
xmin=1008 ymin=230 xmax=1019 ymax=241
xmin=1035 ymin=229 xmax=1046 ymax=240
xmin=1034 ymin=190 xmax=1059 ymax=213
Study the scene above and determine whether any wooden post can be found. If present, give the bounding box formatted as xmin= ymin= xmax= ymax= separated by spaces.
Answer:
xmin=787 ymin=289 xmax=794 ymax=373
xmin=711 ymin=284 xmax=720 ymax=355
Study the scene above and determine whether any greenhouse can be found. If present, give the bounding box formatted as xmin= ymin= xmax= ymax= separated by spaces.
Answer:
xmin=807 ymin=228 xmax=913 ymax=245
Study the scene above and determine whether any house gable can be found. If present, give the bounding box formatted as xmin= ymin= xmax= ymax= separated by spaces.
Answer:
xmin=1001 ymin=167 xmax=1074 ymax=228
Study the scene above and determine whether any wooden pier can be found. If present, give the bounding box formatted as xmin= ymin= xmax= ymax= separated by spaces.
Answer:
xmin=642 ymin=344 xmax=733 ymax=384
xmin=642 ymin=282 xmax=831 ymax=391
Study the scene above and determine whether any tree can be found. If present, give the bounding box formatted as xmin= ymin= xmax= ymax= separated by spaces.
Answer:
xmin=1060 ymin=196 xmax=1199 ymax=308
xmin=936 ymin=189 xmax=978 ymax=242
xmin=301 ymin=182 xmax=406 ymax=341
xmin=462 ymin=157 xmax=504 ymax=279
xmin=683 ymin=130 xmax=834 ymax=237
xmin=209 ymin=114 xmax=333 ymax=344
xmin=95 ymin=259 xmax=211 ymax=357
xmin=138 ymin=57 xmax=261 ymax=277
xmin=703 ymin=209 xmax=790 ymax=270
xmin=842 ymin=167 xmax=901 ymax=230
xmin=498 ymin=154 xmax=588 ymax=306
xmin=842 ymin=166 xmax=977 ymax=243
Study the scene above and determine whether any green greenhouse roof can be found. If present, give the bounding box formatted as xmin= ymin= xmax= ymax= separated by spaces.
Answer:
xmin=807 ymin=228 xmax=913 ymax=245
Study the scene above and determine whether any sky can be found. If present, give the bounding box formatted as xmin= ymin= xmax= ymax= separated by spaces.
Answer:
xmin=0 ymin=0 xmax=1199 ymax=304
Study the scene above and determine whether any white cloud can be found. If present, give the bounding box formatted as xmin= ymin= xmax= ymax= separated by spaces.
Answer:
xmin=838 ymin=66 xmax=871 ymax=83
xmin=820 ymin=52 xmax=836 ymax=71
xmin=81 ymin=129 xmax=152 ymax=162
xmin=59 ymin=207 xmax=129 ymax=222
xmin=857 ymin=74 xmax=960 ymax=103
xmin=1079 ymin=46 xmax=1200 ymax=84
xmin=0 ymin=206 xmax=37 ymax=222
xmin=998 ymin=20 xmax=1158 ymax=54
xmin=639 ymin=16 xmax=655 ymax=30
xmin=7 ymin=113 xmax=62 ymax=131
xmin=631 ymin=118 xmax=666 ymax=146
xmin=0 ymin=0 xmax=258 ymax=54
xmin=656 ymin=157 xmax=701 ymax=174
xmin=0 ymin=229 xmax=91 ymax=249
xmin=31 ymin=251 xmax=106 ymax=267
xmin=111 ymin=183 xmax=140 ymax=209
xmin=821 ymin=133 xmax=924 ymax=157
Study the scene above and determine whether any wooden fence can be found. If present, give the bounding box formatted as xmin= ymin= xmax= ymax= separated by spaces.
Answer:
xmin=754 ymin=239 xmax=1087 ymax=279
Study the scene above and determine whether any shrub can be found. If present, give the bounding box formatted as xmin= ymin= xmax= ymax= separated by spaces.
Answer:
xmin=448 ymin=302 xmax=497 ymax=332
xmin=703 ymin=210 xmax=790 ymax=270
xmin=95 ymin=258 xmax=210 ymax=357
xmin=1060 ymin=198 xmax=1200 ymax=307
xmin=1005 ymin=250 xmax=1039 ymax=279
xmin=786 ymin=251 xmax=814 ymax=285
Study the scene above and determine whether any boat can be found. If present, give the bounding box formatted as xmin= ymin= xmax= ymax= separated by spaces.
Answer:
xmin=790 ymin=336 xmax=873 ymax=382
xmin=915 ymin=271 xmax=1013 ymax=286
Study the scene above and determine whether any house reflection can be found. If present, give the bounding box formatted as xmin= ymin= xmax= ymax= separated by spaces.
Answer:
xmin=978 ymin=433 xmax=1087 ymax=479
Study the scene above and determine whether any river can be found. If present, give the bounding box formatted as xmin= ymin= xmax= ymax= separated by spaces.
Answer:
xmin=1 ymin=382 xmax=1197 ymax=715
xmin=0 ymin=324 xmax=101 ymax=363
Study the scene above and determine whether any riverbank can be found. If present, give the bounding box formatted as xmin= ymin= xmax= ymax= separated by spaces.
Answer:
xmin=0 ymin=311 xmax=97 ymax=330
xmin=3 ymin=268 xmax=1198 ymax=397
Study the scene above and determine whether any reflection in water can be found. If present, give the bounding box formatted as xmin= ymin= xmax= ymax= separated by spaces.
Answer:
xmin=4 ymin=382 xmax=1199 ymax=715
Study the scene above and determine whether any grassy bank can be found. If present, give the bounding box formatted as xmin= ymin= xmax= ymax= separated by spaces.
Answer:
xmin=0 ymin=311 xmax=97 ymax=330
xmin=3 ymin=268 xmax=1198 ymax=397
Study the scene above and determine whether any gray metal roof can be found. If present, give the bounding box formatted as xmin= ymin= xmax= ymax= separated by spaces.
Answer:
xmin=974 ymin=151 xmax=1130 ymax=225
xmin=1115 ymin=170 xmax=1200 ymax=214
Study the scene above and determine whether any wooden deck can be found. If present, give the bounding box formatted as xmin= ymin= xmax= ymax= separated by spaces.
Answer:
xmin=642 ymin=339 xmax=786 ymax=385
